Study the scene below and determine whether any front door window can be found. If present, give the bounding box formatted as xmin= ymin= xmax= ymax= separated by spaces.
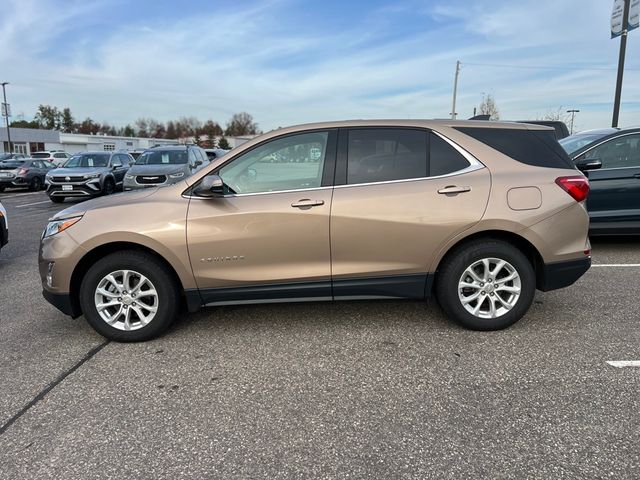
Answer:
xmin=218 ymin=131 xmax=329 ymax=194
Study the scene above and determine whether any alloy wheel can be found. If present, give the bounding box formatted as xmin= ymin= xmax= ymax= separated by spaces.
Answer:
xmin=458 ymin=257 xmax=522 ymax=319
xmin=94 ymin=270 xmax=159 ymax=331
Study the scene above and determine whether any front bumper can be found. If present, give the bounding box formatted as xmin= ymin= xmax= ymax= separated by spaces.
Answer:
xmin=46 ymin=180 xmax=102 ymax=198
xmin=538 ymin=257 xmax=591 ymax=292
xmin=42 ymin=289 xmax=81 ymax=318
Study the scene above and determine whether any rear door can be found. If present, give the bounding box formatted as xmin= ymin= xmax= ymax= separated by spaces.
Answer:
xmin=187 ymin=130 xmax=337 ymax=303
xmin=577 ymin=133 xmax=640 ymax=231
xmin=330 ymin=128 xmax=491 ymax=298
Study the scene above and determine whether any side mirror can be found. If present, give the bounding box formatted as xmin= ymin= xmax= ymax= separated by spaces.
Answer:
xmin=575 ymin=157 xmax=602 ymax=172
xmin=194 ymin=174 xmax=224 ymax=197
xmin=195 ymin=160 xmax=203 ymax=166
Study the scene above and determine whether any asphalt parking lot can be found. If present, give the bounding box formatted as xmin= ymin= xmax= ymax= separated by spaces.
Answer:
xmin=0 ymin=189 xmax=638 ymax=479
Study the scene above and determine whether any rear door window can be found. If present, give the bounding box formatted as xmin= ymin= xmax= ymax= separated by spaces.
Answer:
xmin=346 ymin=129 xmax=427 ymax=184
xmin=455 ymin=127 xmax=573 ymax=169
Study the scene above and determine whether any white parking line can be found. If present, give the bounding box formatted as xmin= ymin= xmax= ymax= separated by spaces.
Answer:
xmin=0 ymin=191 xmax=42 ymax=199
xmin=606 ymin=361 xmax=640 ymax=368
xmin=592 ymin=264 xmax=640 ymax=267
xmin=15 ymin=200 xmax=52 ymax=208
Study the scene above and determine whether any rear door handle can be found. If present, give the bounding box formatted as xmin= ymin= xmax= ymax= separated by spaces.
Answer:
xmin=437 ymin=185 xmax=471 ymax=195
xmin=291 ymin=199 xmax=325 ymax=208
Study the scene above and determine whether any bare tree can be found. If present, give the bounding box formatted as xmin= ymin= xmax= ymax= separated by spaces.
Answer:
xmin=225 ymin=112 xmax=259 ymax=136
xmin=538 ymin=106 xmax=572 ymax=124
xmin=478 ymin=94 xmax=500 ymax=120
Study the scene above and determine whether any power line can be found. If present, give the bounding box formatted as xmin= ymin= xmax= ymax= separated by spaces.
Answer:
xmin=463 ymin=61 xmax=640 ymax=72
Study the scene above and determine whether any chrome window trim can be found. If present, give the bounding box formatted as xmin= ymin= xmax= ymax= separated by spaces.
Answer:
xmin=184 ymin=128 xmax=486 ymax=198
xmin=572 ymin=132 xmax=640 ymax=169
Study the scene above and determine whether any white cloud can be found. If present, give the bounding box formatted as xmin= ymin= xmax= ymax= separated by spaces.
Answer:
xmin=0 ymin=0 xmax=638 ymax=132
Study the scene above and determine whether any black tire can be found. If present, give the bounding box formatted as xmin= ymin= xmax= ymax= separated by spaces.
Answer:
xmin=103 ymin=178 xmax=115 ymax=195
xmin=0 ymin=186 xmax=5 ymax=193
xmin=435 ymin=239 xmax=536 ymax=331
xmin=50 ymin=196 xmax=65 ymax=203
xmin=79 ymin=250 xmax=180 ymax=342
xmin=29 ymin=176 xmax=42 ymax=191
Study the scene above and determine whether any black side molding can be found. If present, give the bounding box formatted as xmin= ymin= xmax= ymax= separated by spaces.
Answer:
xmin=538 ymin=257 xmax=591 ymax=292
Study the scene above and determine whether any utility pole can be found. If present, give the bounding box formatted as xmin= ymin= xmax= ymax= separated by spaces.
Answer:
xmin=1 ymin=82 xmax=11 ymax=153
xmin=612 ymin=0 xmax=631 ymax=127
xmin=567 ymin=109 xmax=580 ymax=134
xmin=451 ymin=60 xmax=461 ymax=120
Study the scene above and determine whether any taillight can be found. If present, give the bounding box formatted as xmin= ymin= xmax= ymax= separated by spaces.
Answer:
xmin=555 ymin=176 xmax=589 ymax=202
xmin=18 ymin=168 xmax=29 ymax=175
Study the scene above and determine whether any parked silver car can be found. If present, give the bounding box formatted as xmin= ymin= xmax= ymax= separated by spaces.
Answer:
xmin=123 ymin=145 xmax=208 ymax=190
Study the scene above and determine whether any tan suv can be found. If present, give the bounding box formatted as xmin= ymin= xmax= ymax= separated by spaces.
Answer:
xmin=39 ymin=120 xmax=591 ymax=341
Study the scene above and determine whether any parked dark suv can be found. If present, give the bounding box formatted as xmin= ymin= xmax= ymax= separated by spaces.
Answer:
xmin=45 ymin=151 xmax=134 ymax=203
xmin=0 ymin=158 xmax=56 ymax=192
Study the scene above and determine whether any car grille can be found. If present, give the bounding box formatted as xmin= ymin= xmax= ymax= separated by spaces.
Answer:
xmin=136 ymin=175 xmax=166 ymax=184
xmin=52 ymin=175 xmax=85 ymax=183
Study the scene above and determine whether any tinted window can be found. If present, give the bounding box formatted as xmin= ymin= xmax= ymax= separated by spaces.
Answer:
xmin=43 ymin=161 xmax=56 ymax=168
xmin=455 ymin=127 xmax=573 ymax=169
xmin=32 ymin=160 xmax=44 ymax=168
xmin=31 ymin=153 xmax=50 ymax=159
xmin=0 ymin=160 xmax=25 ymax=167
xmin=430 ymin=133 xmax=470 ymax=176
xmin=112 ymin=156 xmax=123 ymax=167
xmin=219 ymin=131 xmax=328 ymax=194
xmin=346 ymin=129 xmax=427 ymax=184
xmin=559 ymin=132 xmax=612 ymax=155
xmin=582 ymin=134 xmax=640 ymax=169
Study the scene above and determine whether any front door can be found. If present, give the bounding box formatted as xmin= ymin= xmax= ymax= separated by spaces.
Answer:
xmin=187 ymin=130 xmax=337 ymax=304
xmin=330 ymin=128 xmax=491 ymax=298
xmin=578 ymin=133 xmax=640 ymax=232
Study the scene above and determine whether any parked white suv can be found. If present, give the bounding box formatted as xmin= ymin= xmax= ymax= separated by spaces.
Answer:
xmin=31 ymin=151 xmax=71 ymax=166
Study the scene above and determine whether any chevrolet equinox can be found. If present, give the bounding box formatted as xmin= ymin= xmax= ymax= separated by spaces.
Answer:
xmin=39 ymin=120 xmax=592 ymax=342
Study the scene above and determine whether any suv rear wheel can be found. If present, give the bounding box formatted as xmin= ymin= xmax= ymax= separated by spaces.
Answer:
xmin=436 ymin=239 xmax=535 ymax=331
xmin=79 ymin=251 xmax=180 ymax=342
xmin=103 ymin=178 xmax=115 ymax=195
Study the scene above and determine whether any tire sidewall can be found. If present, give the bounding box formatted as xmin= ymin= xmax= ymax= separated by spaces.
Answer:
xmin=79 ymin=252 xmax=178 ymax=342
xmin=437 ymin=242 xmax=536 ymax=331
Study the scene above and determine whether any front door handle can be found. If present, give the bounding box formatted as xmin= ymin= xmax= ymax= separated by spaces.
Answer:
xmin=291 ymin=199 xmax=325 ymax=208
xmin=438 ymin=185 xmax=471 ymax=195
xmin=633 ymin=173 xmax=640 ymax=179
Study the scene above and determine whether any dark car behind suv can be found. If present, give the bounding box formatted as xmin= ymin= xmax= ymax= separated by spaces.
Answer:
xmin=45 ymin=151 xmax=133 ymax=203
xmin=0 ymin=159 xmax=56 ymax=192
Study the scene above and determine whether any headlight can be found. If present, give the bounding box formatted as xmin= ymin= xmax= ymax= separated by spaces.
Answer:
xmin=83 ymin=173 xmax=100 ymax=179
xmin=125 ymin=174 xmax=134 ymax=179
xmin=169 ymin=172 xmax=185 ymax=178
xmin=42 ymin=216 xmax=83 ymax=239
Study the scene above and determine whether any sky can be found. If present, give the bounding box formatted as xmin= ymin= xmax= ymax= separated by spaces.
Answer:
xmin=1 ymin=0 xmax=639 ymax=133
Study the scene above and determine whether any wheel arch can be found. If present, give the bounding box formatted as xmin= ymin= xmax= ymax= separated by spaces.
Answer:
xmin=69 ymin=241 xmax=199 ymax=317
xmin=430 ymin=230 xmax=545 ymax=294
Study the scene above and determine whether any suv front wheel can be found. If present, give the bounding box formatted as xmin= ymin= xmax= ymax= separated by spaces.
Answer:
xmin=79 ymin=251 xmax=180 ymax=341
xmin=436 ymin=239 xmax=535 ymax=331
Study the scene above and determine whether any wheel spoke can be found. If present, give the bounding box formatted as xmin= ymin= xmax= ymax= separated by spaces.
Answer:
xmin=464 ymin=268 xmax=484 ymax=284
xmin=487 ymin=295 xmax=497 ymax=318
xmin=461 ymin=291 xmax=483 ymax=304
xmin=481 ymin=259 xmax=491 ymax=280
xmin=490 ymin=260 xmax=506 ymax=278
xmin=459 ymin=281 xmax=480 ymax=289
xmin=96 ymin=287 xmax=119 ymax=298
xmin=96 ymin=300 xmax=120 ymax=310
xmin=497 ymin=272 xmax=518 ymax=284
xmin=472 ymin=296 xmax=486 ymax=315
xmin=497 ymin=285 xmax=521 ymax=294
xmin=131 ymin=275 xmax=149 ymax=294
xmin=495 ymin=294 xmax=513 ymax=311
xmin=105 ymin=274 xmax=123 ymax=293
xmin=136 ymin=287 xmax=157 ymax=299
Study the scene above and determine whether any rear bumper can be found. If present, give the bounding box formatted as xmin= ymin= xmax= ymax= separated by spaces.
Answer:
xmin=538 ymin=257 xmax=591 ymax=292
xmin=42 ymin=289 xmax=82 ymax=318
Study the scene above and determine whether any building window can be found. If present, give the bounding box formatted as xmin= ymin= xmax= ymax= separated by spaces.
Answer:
xmin=103 ymin=143 xmax=116 ymax=151
xmin=9 ymin=143 xmax=28 ymax=154
xmin=29 ymin=142 xmax=45 ymax=154
xmin=126 ymin=141 xmax=134 ymax=147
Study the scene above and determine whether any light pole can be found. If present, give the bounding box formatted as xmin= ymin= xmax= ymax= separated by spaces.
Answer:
xmin=1 ymin=82 xmax=11 ymax=153
xmin=612 ymin=0 xmax=631 ymax=127
xmin=567 ymin=109 xmax=580 ymax=134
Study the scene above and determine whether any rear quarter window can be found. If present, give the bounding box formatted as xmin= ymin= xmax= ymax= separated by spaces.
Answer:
xmin=455 ymin=127 xmax=574 ymax=169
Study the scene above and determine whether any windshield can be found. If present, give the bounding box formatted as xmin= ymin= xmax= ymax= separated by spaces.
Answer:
xmin=64 ymin=153 xmax=110 ymax=168
xmin=0 ymin=154 xmax=17 ymax=161
xmin=0 ymin=160 xmax=25 ymax=167
xmin=559 ymin=133 xmax=610 ymax=155
xmin=135 ymin=150 xmax=188 ymax=165
xmin=31 ymin=153 xmax=50 ymax=158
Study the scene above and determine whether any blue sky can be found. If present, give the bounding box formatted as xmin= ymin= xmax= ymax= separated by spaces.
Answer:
xmin=1 ymin=0 xmax=639 ymax=132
